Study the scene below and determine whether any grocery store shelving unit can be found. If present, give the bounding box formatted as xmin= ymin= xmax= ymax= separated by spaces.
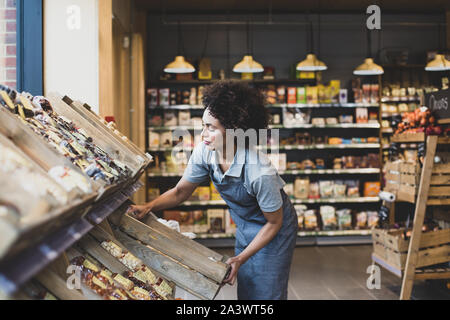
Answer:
xmin=146 ymin=79 xmax=382 ymax=247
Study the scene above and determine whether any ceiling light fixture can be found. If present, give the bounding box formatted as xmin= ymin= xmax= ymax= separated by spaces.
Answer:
xmin=233 ymin=21 xmax=264 ymax=73
xmin=353 ymin=28 xmax=384 ymax=75
xmin=164 ymin=21 xmax=195 ymax=74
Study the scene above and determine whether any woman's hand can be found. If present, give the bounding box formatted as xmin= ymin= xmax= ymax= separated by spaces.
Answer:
xmin=223 ymin=256 xmax=244 ymax=286
xmin=128 ymin=203 xmax=152 ymax=220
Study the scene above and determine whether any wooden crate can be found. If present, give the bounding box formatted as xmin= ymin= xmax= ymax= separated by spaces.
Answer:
xmin=60 ymin=95 xmax=152 ymax=171
xmin=383 ymin=160 xmax=420 ymax=203
xmin=372 ymin=228 xmax=450 ymax=270
xmin=108 ymin=207 xmax=230 ymax=300
xmin=391 ymin=132 xmax=425 ymax=143
xmin=427 ymin=163 xmax=450 ymax=206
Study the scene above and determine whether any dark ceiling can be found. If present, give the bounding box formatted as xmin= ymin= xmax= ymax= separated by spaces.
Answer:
xmin=136 ymin=0 xmax=450 ymax=14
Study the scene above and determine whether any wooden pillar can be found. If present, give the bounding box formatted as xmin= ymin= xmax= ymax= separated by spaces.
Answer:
xmin=98 ymin=0 xmax=114 ymax=118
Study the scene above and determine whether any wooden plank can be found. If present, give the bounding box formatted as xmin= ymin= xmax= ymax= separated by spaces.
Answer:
xmin=401 ymin=135 xmax=438 ymax=300
xmin=47 ymin=94 xmax=141 ymax=174
xmin=392 ymin=132 xmax=425 ymax=143
xmin=432 ymin=163 xmax=450 ymax=174
xmin=415 ymin=245 xmax=450 ymax=268
xmin=415 ymin=271 xmax=450 ymax=280
xmin=428 ymin=186 xmax=450 ymax=196
xmin=98 ymin=0 xmax=114 ymax=118
xmin=427 ymin=198 xmax=450 ymax=206
xmin=400 ymin=174 xmax=417 ymax=186
xmin=144 ymin=214 xmax=224 ymax=262
xmin=385 ymin=172 xmax=400 ymax=182
xmin=76 ymin=235 xmax=129 ymax=274
xmin=35 ymin=268 xmax=86 ymax=300
xmin=65 ymin=97 xmax=147 ymax=161
xmin=400 ymin=162 xmax=420 ymax=174
xmin=88 ymin=225 xmax=174 ymax=284
xmin=397 ymin=185 xmax=417 ymax=203
xmin=430 ymin=175 xmax=450 ymax=185
xmin=48 ymin=253 xmax=70 ymax=280
xmin=118 ymin=214 xmax=229 ymax=284
xmin=113 ymin=229 xmax=220 ymax=300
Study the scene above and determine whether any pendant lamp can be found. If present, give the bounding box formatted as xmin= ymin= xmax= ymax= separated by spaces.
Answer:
xmin=425 ymin=24 xmax=450 ymax=71
xmin=164 ymin=22 xmax=195 ymax=74
xmin=233 ymin=21 xmax=264 ymax=73
xmin=297 ymin=19 xmax=327 ymax=72
xmin=353 ymin=28 xmax=383 ymax=75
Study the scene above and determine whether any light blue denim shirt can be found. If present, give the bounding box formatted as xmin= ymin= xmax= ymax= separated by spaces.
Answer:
xmin=182 ymin=142 xmax=286 ymax=212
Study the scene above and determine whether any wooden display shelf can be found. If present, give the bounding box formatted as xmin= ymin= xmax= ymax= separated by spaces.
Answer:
xmin=391 ymin=132 xmax=425 ymax=143
xmin=108 ymin=207 xmax=230 ymax=300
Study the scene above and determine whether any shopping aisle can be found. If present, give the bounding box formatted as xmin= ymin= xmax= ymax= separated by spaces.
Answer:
xmin=214 ymin=246 xmax=450 ymax=300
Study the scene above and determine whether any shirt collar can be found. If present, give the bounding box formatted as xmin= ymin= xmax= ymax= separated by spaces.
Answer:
xmin=212 ymin=146 xmax=246 ymax=178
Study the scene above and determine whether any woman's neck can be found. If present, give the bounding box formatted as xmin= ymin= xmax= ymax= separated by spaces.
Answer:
xmin=216 ymin=143 xmax=237 ymax=165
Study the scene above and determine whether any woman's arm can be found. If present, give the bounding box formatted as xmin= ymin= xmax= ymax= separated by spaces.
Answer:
xmin=224 ymin=206 xmax=283 ymax=285
xmin=130 ymin=177 xmax=199 ymax=220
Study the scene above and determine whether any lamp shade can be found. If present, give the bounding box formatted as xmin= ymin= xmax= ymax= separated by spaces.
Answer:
xmin=353 ymin=58 xmax=384 ymax=75
xmin=296 ymin=54 xmax=327 ymax=71
xmin=425 ymin=54 xmax=450 ymax=71
xmin=164 ymin=56 xmax=195 ymax=73
xmin=233 ymin=55 xmax=264 ymax=73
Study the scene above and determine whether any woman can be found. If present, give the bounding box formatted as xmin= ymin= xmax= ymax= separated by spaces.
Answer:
xmin=131 ymin=80 xmax=298 ymax=300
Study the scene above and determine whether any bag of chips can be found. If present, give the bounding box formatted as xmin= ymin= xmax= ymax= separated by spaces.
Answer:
xmin=355 ymin=211 xmax=368 ymax=229
xmin=337 ymin=209 xmax=352 ymax=230
xmin=320 ymin=206 xmax=337 ymax=230
xmin=304 ymin=210 xmax=318 ymax=230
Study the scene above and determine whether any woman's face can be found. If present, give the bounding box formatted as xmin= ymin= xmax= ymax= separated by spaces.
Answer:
xmin=201 ymin=109 xmax=226 ymax=151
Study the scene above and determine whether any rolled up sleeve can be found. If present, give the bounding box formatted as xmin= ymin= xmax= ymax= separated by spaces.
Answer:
xmin=251 ymin=174 xmax=285 ymax=213
xmin=182 ymin=143 xmax=210 ymax=184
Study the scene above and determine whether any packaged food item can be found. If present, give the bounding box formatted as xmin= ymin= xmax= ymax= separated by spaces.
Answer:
xmin=355 ymin=211 xmax=368 ymax=229
xmin=178 ymin=111 xmax=191 ymax=126
xmin=339 ymin=115 xmax=353 ymax=124
xmin=364 ymin=182 xmax=381 ymax=197
xmin=297 ymin=87 xmax=306 ymax=104
xmin=339 ymin=89 xmax=348 ymax=104
xmin=210 ymin=182 xmax=222 ymax=200
xmin=329 ymin=80 xmax=341 ymax=103
xmin=326 ymin=117 xmax=338 ymax=125
xmin=148 ymin=88 xmax=158 ymax=107
xmin=333 ymin=180 xmax=347 ymax=198
xmin=294 ymin=178 xmax=310 ymax=199
xmin=319 ymin=181 xmax=334 ymax=198
xmin=284 ymin=183 xmax=295 ymax=199
xmin=370 ymin=84 xmax=379 ymax=103
xmin=356 ymin=107 xmax=368 ymax=123
xmin=158 ymin=88 xmax=170 ymax=107
xmin=148 ymin=132 xmax=160 ymax=147
xmin=345 ymin=180 xmax=360 ymax=198
xmin=193 ymin=210 xmax=208 ymax=234
xmin=367 ymin=211 xmax=379 ymax=228
xmin=306 ymin=86 xmax=318 ymax=104
xmin=317 ymin=84 xmax=327 ymax=103
xmin=159 ymin=131 xmax=173 ymax=147
xmin=295 ymin=205 xmax=307 ymax=230
xmin=276 ymin=86 xmax=286 ymax=104
xmin=164 ymin=111 xmax=177 ymax=126
xmin=207 ymin=209 xmax=225 ymax=233
xmin=287 ymin=87 xmax=297 ymax=104
xmin=265 ymin=85 xmax=277 ymax=105
xmin=308 ymin=182 xmax=320 ymax=199
xmin=320 ymin=206 xmax=337 ymax=230
xmin=337 ymin=209 xmax=352 ymax=230
xmin=315 ymin=158 xmax=325 ymax=169
xmin=197 ymin=186 xmax=211 ymax=201
xmin=312 ymin=118 xmax=325 ymax=126
xmin=189 ymin=87 xmax=197 ymax=105
xmin=362 ymin=84 xmax=371 ymax=104
xmin=304 ymin=209 xmax=318 ymax=230
xmin=225 ymin=209 xmax=236 ymax=234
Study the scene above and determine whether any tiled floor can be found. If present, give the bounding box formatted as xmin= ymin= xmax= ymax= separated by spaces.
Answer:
xmin=176 ymin=245 xmax=450 ymax=300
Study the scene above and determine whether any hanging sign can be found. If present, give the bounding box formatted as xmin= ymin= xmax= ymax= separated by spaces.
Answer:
xmin=424 ymin=89 xmax=450 ymax=124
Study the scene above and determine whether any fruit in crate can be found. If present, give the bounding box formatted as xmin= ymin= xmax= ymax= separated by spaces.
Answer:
xmin=394 ymin=107 xmax=442 ymax=135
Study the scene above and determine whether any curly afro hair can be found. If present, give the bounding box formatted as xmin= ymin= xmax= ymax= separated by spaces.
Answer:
xmin=202 ymin=80 xmax=269 ymax=131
